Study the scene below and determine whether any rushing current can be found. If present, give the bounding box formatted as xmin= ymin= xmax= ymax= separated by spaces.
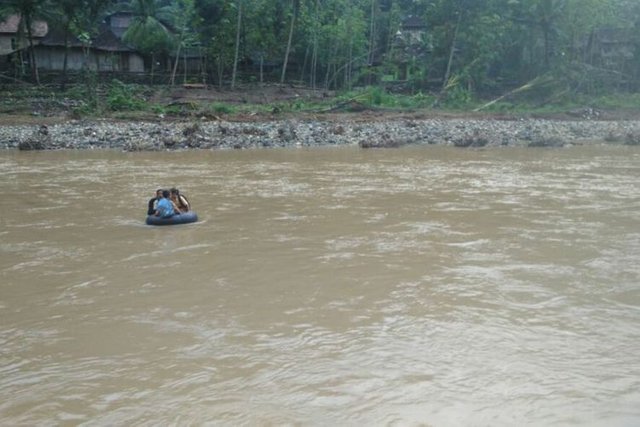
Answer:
xmin=1 ymin=146 xmax=639 ymax=426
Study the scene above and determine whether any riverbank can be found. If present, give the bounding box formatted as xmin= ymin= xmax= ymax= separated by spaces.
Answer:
xmin=2 ymin=83 xmax=640 ymax=150
xmin=2 ymin=111 xmax=640 ymax=150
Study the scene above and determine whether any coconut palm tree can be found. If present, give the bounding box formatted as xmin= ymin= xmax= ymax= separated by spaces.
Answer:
xmin=123 ymin=0 xmax=175 ymax=83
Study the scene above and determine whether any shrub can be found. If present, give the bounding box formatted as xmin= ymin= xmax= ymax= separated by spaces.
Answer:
xmin=107 ymin=80 xmax=147 ymax=111
xmin=209 ymin=103 xmax=236 ymax=114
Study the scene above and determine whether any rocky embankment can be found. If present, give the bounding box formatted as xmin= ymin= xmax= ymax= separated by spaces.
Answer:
xmin=2 ymin=115 xmax=640 ymax=150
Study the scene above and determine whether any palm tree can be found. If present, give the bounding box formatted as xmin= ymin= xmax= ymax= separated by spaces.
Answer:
xmin=123 ymin=0 xmax=175 ymax=83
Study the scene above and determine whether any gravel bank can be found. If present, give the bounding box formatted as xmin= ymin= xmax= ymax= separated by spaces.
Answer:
xmin=2 ymin=116 xmax=640 ymax=150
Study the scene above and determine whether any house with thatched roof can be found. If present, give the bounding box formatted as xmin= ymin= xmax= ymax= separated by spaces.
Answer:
xmin=1 ymin=12 xmax=144 ymax=76
xmin=33 ymin=22 xmax=144 ymax=73
xmin=2 ymin=11 xmax=205 ymax=80
xmin=0 ymin=14 xmax=48 ymax=55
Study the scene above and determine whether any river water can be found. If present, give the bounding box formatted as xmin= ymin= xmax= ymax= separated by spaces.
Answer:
xmin=1 ymin=146 xmax=639 ymax=426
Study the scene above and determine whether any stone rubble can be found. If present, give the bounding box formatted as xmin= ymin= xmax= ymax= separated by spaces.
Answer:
xmin=2 ymin=117 xmax=640 ymax=150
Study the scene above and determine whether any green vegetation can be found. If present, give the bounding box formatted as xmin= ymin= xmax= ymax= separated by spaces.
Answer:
xmin=4 ymin=81 xmax=640 ymax=121
xmin=207 ymin=102 xmax=236 ymax=115
xmin=106 ymin=80 xmax=148 ymax=111
xmin=2 ymin=78 xmax=640 ymax=121
xmin=1 ymin=0 xmax=639 ymax=107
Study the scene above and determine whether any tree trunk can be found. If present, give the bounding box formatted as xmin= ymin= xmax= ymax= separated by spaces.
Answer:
xmin=310 ymin=41 xmax=317 ymax=89
xmin=299 ymin=43 xmax=309 ymax=84
xmin=324 ymin=41 xmax=338 ymax=90
xmin=25 ymin=16 xmax=40 ymax=85
xmin=150 ymin=53 xmax=155 ymax=85
xmin=259 ymin=55 xmax=264 ymax=83
xmin=346 ymin=17 xmax=353 ymax=90
xmin=543 ymin=22 xmax=551 ymax=69
xmin=442 ymin=12 xmax=462 ymax=92
xmin=15 ymin=18 xmax=26 ymax=78
xmin=171 ymin=39 xmax=183 ymax=86
xmin=280 ymin=0 xmax=297 ymax=84
xmin=217 ymin=53 xmax=223 ymax=88
xmin=200 ymin=46 xmax=207 ymax=85
xmin=231 ymin=0 xmax=242 ymax=89
xmin=177 ymin=15 xmax=191 ymax=85
xmin=16 ymin=50 xmax=25 ymax=79
xmin=368 ymin=0 xmax=376 ymax=65
xmin=61 ymin=24 xmax=70 ymax=91
xmin=309 ymin=0 xmax=319 ymax=89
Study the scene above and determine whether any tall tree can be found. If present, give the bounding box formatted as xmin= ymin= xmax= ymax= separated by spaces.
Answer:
xmin=169 ymin=0 xmax=196 ymax=86
xmin=192 ymin=0 xmax=226 ymax=85
xmin=51 ymin=0 xmax=77 ymax=90
xmin=231 ymin=0 xmax=242 ymax=89
xmin=280 ymin=0 xmax=299 ymax=83
xmin=244 ymin=0 xmax=279 ymax=84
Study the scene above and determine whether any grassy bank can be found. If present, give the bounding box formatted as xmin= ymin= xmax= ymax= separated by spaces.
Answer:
xmin=2 ymin=81 xmax=640 ymax=122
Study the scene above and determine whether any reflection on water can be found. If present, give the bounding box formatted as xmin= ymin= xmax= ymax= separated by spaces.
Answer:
xmin=1 ymin=147 xmax=639 ymax=425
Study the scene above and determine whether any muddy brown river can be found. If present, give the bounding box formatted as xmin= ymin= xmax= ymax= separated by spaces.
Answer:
xmin=1 ymin=146 xmax=639 ymax=425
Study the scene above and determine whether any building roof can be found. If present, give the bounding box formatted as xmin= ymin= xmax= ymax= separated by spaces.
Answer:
xmin=39 ymin=23 xmax=135 ymax=52
xmin=104 ymin=11 xmax=134 ymax=38
xmin=38 ymin=27 xmax=85 ymax=48
xmin=0 ymin=14 xmax=48 ymax=37
xmin=402 ymin=16 xmax=426 ymax=30
xmin=94 ymin=23 xmax=135 ymax=52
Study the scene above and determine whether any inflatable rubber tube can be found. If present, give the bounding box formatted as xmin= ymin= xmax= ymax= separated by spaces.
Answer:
xmin=146 ymin=211 xmax=198 ymax=226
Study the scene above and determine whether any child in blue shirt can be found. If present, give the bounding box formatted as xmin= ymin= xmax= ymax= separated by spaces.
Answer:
xmin=155 ymin=190 xmax=178 ymax=218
